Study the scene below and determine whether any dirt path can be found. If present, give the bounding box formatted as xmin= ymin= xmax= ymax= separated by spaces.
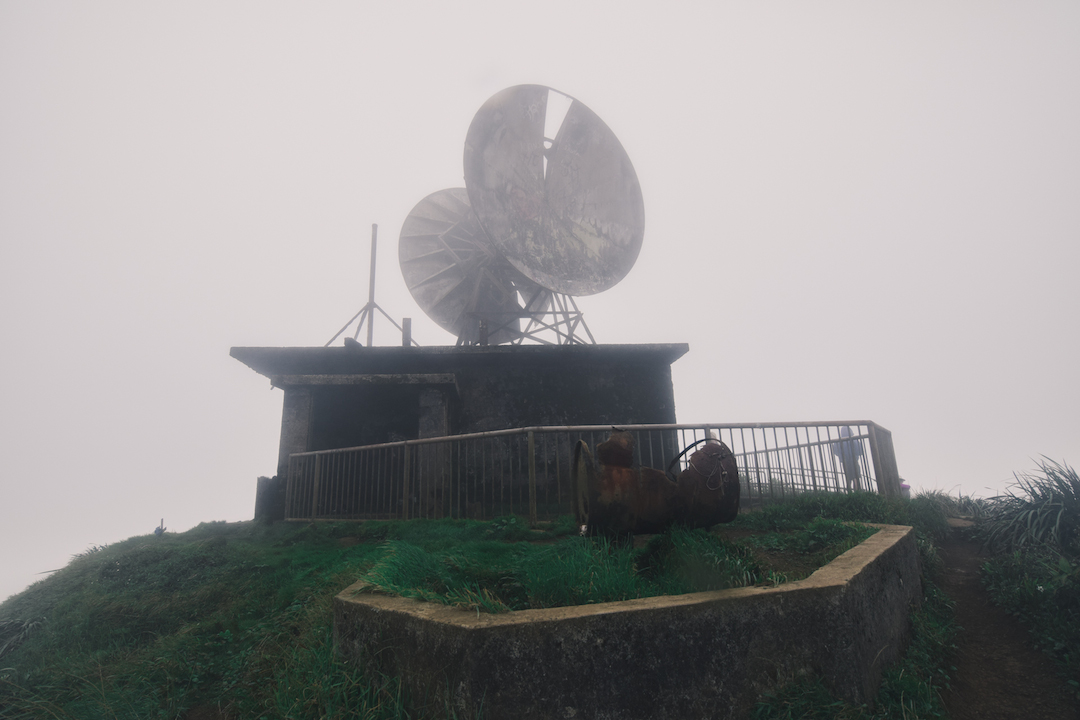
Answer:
xmin=938 ymin=526 xmax=1079 ymax=720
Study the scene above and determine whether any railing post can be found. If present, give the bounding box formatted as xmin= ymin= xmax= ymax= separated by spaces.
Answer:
xmin=803 ymin=430 xmax=817 ymax=499
xmin=311 ymin=453 xmax=322 ymax=521
xmin=528 ymin=430 xmax=537 ymax=525
xmin=402 ymin=442 xmax=411 ymax=520
xmin=867 ymin=423 xmax=902 ymax=497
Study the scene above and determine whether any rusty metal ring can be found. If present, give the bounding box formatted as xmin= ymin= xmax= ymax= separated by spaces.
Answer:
xmin=666 ymin=438 xmax=729 ymax=482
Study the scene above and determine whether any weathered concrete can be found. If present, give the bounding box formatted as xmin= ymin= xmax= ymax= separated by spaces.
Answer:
xmin=252 ymin=476 xmax=280 ymax=522
xmin=333 ymin=525 xmax=921 ymax=720
xmin=278 ymin=386 xmax=314 ymax=482
xmin=232 ymin=344 xmax=688 ymax=482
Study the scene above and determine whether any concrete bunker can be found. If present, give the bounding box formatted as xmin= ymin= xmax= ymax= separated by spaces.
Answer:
xmin=232 ymin=344 xmax=687 ymax=521
xmin=334 ymin=524 xmax=922 ymax=720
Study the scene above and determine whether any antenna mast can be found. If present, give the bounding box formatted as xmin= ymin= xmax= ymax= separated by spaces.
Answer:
xmin=326 ymin=224 xmax=416 ymax=347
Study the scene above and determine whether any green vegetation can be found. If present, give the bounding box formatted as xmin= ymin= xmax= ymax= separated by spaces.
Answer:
xmin=752 ymin=580 xmax=956 ymax=720
xmin=978 ymin=459 xmax=1080 ymax=697
xmin=729 ymin=488 xmax=950 ymax=541
xmin=981 ymin=458 xmax=1080 ymax=553
xmin=754 ymin=468 xmax=1080 ymax=715
xmin=0 ymin=519 xmax=482 ymax=719
xmin=0 ymin=494 xmax=939 ymax=719
xmin=982 ymin=548 xmax=1080 ymax=695
xmin=751 ymin=490 xmax=956 ymax=720
xmin=358 ymin=520 xmax=872 ymax=612
xmin=914 ymin=489 xmax=990 ymax=521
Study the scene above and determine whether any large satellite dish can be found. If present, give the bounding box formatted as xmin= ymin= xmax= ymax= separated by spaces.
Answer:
xmin=401 ymin=85 xmax=643 ymax=345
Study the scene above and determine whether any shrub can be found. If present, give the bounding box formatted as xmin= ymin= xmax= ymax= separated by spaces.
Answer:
xmin=982 ymin=459 xmax=1080 ymax=553
xmin=916 ymin=489 xmax=990 ymax=519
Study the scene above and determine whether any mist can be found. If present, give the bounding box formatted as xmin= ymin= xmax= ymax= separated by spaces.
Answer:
xmin=2 ymin=2 xmax=1077 ymax=603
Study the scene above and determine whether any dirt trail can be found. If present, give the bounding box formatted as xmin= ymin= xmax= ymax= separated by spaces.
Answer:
xmin=939 ymin=525 xmax=1079 ymax=720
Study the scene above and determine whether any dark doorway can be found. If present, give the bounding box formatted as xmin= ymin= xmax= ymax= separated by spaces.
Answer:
xmin=309 ymin=385 xmax=421 ymax=451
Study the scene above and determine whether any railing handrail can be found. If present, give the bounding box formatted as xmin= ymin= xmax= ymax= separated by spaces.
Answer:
xmin=284 ymin=420 xmax=899 ymax=523
xmin=288 ymin=420 xmax=882 ymax=457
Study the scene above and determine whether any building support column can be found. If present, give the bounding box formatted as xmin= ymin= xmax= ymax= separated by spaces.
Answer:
xmin=417 ymin=388 xmax=450 ymax=517
xmin=256 ymin=386 xmax=314 ymax=521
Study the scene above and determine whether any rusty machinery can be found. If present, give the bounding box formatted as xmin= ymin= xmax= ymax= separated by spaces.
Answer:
xmin=573 ymin=431 xmax=741 ymax=535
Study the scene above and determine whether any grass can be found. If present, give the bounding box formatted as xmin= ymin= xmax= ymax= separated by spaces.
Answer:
xmin=981 ymin=547 xmax=1080 ymax=696
xmin=976 ymin=459 xmax=1080 ymax=698
xmin=0 ymin=519 xmax=483 ymax=719
xmin=728 ymin=489 xmax=951 ymax=542
xmin=637 ymin=525 xmax=792 ymax=593
xmin=981 ymin=458 xmax=1080 ymax=553
xmin=357 ymin=519 xmax=874 ymax=612
xmin=0 ymin=495 xmax=943 ymax=719
xmin=741 ymin=516 xmax=878 ymax=558
xmin=916 ymin=489 xmax=990 ymax=520
xmin=749 ymin=490 xmax=956 ymax=720
xmin=752 ymin=581 xmax=957 ymax=720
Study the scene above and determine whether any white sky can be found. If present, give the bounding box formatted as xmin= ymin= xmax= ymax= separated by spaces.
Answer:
xmin=2 ymin=2 xmax=1078 ymax=603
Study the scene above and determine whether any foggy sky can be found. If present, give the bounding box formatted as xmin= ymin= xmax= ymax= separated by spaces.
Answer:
xmin=2 ymin=2 xmax=1078 ymax=603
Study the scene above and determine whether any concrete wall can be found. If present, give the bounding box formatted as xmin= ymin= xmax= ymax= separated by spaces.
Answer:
xmin=232 ymin=344 xmax=687 ymax=482
xmin=333 ymin=525 xmax=922 ymax=720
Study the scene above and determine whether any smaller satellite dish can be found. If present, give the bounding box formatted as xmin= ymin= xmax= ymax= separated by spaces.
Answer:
xmin=398 ymin=188 xmax=547 ymax=345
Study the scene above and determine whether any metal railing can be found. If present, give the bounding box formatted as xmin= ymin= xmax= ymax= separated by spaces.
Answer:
xmin=285 ymin=422 xmax=901 ymax=523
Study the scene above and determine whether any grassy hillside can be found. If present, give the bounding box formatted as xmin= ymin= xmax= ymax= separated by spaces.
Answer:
xmin=1 ymin=494 xmax=953 ymax=719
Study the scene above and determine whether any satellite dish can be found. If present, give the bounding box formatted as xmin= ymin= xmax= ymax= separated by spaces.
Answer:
xmin=400 ymin=85 xmax=642 ymax=345
xmin=398 ymin=188 xmax=548 ymax=346
xmin=464 ymin=85 xmax=645 ymax=296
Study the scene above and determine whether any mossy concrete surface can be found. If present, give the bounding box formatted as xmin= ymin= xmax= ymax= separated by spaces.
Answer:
xmin=333 ymin=525 xmax=921 ymax=720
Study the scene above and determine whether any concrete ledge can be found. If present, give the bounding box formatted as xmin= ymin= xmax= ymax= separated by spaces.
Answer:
xmin=333 ymin=525 xmax=922 ymax=719
xmin=269 ymin=373 xmax=458 ymax=389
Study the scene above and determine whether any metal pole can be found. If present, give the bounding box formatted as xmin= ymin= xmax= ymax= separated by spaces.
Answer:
xmin=867 ymin=423 xmax=900 ymax=497
xmin=312 ymin=454 xmax=322 ymax=521
xmin=367 ymin=224 xmax=378 ymax=347
xmin=528 ymin=430 xmax=537 ymax=525
xmin=402 ymin=441 xmax=411 ymax=520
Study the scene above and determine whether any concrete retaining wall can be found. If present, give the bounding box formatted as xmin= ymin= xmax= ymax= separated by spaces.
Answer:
xmin=333 ymin=525 xmax=922 ymax=719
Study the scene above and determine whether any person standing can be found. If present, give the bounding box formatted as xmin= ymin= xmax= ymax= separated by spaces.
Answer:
xmin=832 ymin=426 xmax=865 ymax=491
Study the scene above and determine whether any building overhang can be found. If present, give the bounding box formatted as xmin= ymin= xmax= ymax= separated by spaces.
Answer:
xmin=230 ymin=343 xmax=690 ymax=381
xmin=269 ymin=373 xmax=459 ymax=394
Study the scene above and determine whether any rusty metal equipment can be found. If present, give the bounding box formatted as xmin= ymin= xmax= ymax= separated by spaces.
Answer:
xmin=573 ymin=431 xmax=741 ymax=535
xmin=399 ymin=85 xmax=644 ymax=346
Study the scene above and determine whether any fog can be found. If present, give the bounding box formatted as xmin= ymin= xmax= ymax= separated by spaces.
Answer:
xmin=2 ymin=2 xmax=1078 ymax=603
